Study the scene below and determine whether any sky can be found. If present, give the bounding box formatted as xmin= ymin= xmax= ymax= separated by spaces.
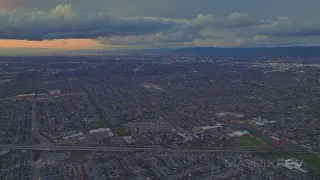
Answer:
xmin=1 ymin=0 xmax=320 ymax=55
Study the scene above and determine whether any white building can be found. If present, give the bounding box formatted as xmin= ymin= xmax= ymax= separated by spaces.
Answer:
xmin=228 ymin=131 xmax=249 ymax=137
xmin=0 ymin=150 xmax=10 ymax=156
xmin=200 ymin=124 xmax=223 ymax=131
xmin=124 ymin=136 xmax=135 ymax=144
xmin=89 ymin=128 xmax=110 ymax=134
xmin=254 ymin=122 xmax=265 ymax=126
xmin=177 ymin=132 xmax=193 ymax=142
xmin=271 ymin=136 xmax=280 ymax=141
xmin=49 ymin=89 xmax=61 ymax=95
xmin=63 ymin=132 xmax=84 ymax=140
xmin=201 ymin=126 xmax=214 ymax=131
xmin=107 ymin=132 xmax=114 ymax=137
xmin=89 ymin=128 xmax=114 ymax=137
xmin=18 ymin=93 xmax=36 ymax=97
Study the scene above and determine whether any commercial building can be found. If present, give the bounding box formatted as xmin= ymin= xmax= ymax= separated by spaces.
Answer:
xmin=228 ymin=131 xmax=249 ymax=137
xmin=63 ymin=132 xmax=84 ymax=140
xmin=89 ymin=128 xmax=113 ymax=137
xmin=124 ymin=136 xmax=135 ymax=144
xmin=49 ymin=89 xmax=61 ymax=95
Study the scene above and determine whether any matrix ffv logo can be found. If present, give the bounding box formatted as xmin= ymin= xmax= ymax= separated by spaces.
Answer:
xmin=277 ymin=158 xmax=304 ymax=168
xmin=224 ymin=158 xmax=304 ymax=168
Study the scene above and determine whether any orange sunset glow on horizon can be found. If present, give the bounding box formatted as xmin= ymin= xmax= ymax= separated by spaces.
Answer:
xmin=0 ymin=39 xmax=103 ymax=50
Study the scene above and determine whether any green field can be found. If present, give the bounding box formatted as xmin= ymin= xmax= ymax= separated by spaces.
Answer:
xmin=55 ymin=141 xmax=74 ymax=145
xmin=89 ymin=120 xmax=106 ymax=129
xmin=237 ymin=135 xmax=264 ymax=148
xmin=56 ymin=101 xmax=65 ymax=105
xmin=39 ymin=168 xmax=46 ymax=177
xmin=115 ymin=127 xmax=131 ymax=136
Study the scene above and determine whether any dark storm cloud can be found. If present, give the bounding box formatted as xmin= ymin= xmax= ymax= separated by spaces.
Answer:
xmin=258 ymin=17 xmax=320 ymax=38
xmin=260 ymin=25 xmax=320 ymax=37
xmin=0 ymin=5 xmax=221 ymax=43
xmin=98 ymin=32 xmax=214 ymax=46
xmin=98 ymin=14 xmax=221 ymax=46
xmin=0 ymin=5 xmax=184 ymax=40
xmin=9 ymin=0 xmax=320 ymax=20
xmin=265 ymin=31 xmax=320 ymax=37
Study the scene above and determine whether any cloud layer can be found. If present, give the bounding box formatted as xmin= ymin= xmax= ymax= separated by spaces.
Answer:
xmin=258 ymin=17 xmax=320 ymax=37
xmin=0 ymin=5 xmax=232 ymax=46
xmin=1 ymin=3 xmax=320 ymax=48
xmin=0 ymin=5 xmax=184 ymax=40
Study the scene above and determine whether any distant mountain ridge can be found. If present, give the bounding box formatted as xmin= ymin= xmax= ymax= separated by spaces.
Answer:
xmin=157 ymin=47 xmax=320 ymax=57
xmin=19 ymin=46 xmax=320 ymax=57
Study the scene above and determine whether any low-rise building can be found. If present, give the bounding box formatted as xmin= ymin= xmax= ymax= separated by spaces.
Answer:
xmin=49 ymin=89 xmax=61 ymax=95
xmin=63 ymin=132 xmax=84 ymax=140
xmin=89 ymin=128 xmax=114 ymax=137
xmin=228 ymin=131 xmax=249 ymax=137
xmin=124 ymin=136 xmax=135 ymax=144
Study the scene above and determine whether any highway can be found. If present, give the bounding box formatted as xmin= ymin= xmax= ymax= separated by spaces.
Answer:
xmin=29 ymin=100 xmax=39 ymax=180
xmin=30 ymin=99 xmax=52 ymax=180
xmin=0 ymin=144 xmax=314 ymax=154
